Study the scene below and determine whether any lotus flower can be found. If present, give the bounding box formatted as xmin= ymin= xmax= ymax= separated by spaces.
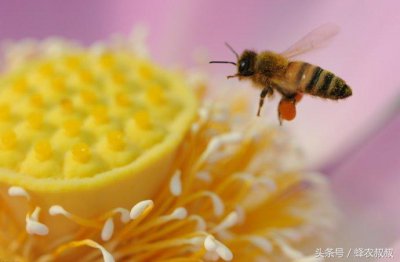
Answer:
xmin=0 ymin=1 xmax=399 ymax=261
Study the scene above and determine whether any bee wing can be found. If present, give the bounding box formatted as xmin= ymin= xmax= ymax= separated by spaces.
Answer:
xmin=281 ymin=23 xmax=340 ymax=59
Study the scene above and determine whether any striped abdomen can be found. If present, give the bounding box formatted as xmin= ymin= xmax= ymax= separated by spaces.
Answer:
xmin=285 ymin=61 xmax=352 ymax=99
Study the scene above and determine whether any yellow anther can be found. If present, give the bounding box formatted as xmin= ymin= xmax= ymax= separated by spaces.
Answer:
xmin=63 ymin=55 xmax=80 ymax=69
xmin=99 ymin=52 xmax=114 ymax=68
xmin=1 ymin=130 xmax=17 ymax=150
xmin=30 ymin=94 xmax=43 ymax=108
xmin=72 ymin=143 xmax=91 ymax=163
xmin=51 ymin=77 xmax=66 ymax=92
xmin=107 ymin=131 xmax=125 ymax=151
xmin=27 ymin=112 xmax=43 ymax=129
xmin=0 ymin=104 xmax=10 ymax=120
xmin=38 ymin=62 xmax=54 ymax=76
xmin=79 ymin=70 xmax=93 ymax=84
xmin=60 ymin=99 xmax=73 ymax=112
xmin=138 ymin=64 xmax=152 ymax=80
xmin=133 ymin=110 xmax=151 ymax=129
xmin=115 ymin=92 xmax=130 ymax=107
xmin=12 ymin=78 xmax=28 ymax=93
xmin=63 ymin=119 xmax=81 ymax=137
xmin=92 ymin=106 xmax=108 ymax=124
xmin=80 ymin=90 xmax=97 ymax=104
xmin=34 ymin=140 xmax=52 ymax=161
xmin=111 ymin=71 xmax=125 ymax=84
xmin=147 ymin=84 xmax=164 ymax=103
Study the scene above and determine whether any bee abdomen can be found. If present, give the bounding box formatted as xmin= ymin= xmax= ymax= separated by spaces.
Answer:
xmin=287 ymin=62 xmax=352 ymax=99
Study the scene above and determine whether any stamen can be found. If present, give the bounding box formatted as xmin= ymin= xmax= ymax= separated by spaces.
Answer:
xmin=130 ymin=200 xmax=154 ymax=219
xmin=169 ymin=169 xmax=182 ymax=196
xmin=168 ymin=207 xmax=187 ymax=220
xmin=112 ymin=207 xmax=130 ymax=223
xmin=212 ymin=211 xmax=239 ymax=232
xmin=204 ymin=235 xmax=233 ymax=261
xmin=8 ymin=186 xmax=30 ymax=200
xmin=188 ymin=215 xmax=207 ymax=231
xmin=49 ymin=205 xmax=71 ymax=217
xmin=26 ymin=207 xmax=49 ymax=236
xmin=101 ymin=218 xmax=114 ymax=241
xmin=247 ymin=236 xmax=273 ymax=253
xmin=55 ymin=239 xmax=115 ymax=262
xmin=196 ymin=171 xmax=212 ymax=182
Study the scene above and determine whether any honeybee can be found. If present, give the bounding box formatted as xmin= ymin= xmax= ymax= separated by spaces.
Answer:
xmin=210 ymin=23 xmax=352 ymax=124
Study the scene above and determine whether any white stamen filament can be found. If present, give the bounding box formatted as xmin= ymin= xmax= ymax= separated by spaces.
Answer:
xmin=204 ymin=235 xmax=233 ymax=261
xmin=247 ymin=236 xmax=273 ymax=253
xmin=196 ymin=171 xmax=212 ymax=182
xmin=130 ymin=200 xmax=154 ymax=219
xmin=84 ymin=240 xmax=115 ymax=262
xmin=213 ymin=211 xmax=239 ymax=232
xmin=25 ymin=207 xmax=49 ymax=236
xmin=169 ymin=169 xmax=182 ymax=196
xmin=203 ymin=191 xmax=224 ymax=217
xmin=112 ymin=207 xmax=130 ymax=223
xmin=8 ymin=186 xmax=30 ymax=200
xmin=169 ymin=207 xmax=187 ymax=220
xmin=188 ymin=215 xmax=207 ymax=231
xmin=101 ymin=218 xmax=114 ymax=241
xmin=49 ymin=205 xmax=71 ymax=217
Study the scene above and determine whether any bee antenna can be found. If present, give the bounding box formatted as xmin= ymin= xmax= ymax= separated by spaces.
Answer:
xmin=225 ymin=42 xmax=239 ymax=59
xmin=209 ymin=61 xmax=237 ymax=66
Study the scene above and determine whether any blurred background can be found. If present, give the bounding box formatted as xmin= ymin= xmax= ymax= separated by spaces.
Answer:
xmin=0 ymin=0 xmax=399 ymax=259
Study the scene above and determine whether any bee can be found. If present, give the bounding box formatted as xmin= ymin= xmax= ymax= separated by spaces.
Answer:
xmin=210 ymin=23 xmax=352 ymax=124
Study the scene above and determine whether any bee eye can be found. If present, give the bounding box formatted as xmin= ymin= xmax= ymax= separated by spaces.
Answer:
xmin=239 ymin=61 xmax=247 ymax=70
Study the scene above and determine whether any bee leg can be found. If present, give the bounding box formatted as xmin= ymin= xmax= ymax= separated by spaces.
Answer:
xmin=278 ymin=95 xmax=297 ymax=125
xmin=257 ymin=87 xmax=271 ymax=116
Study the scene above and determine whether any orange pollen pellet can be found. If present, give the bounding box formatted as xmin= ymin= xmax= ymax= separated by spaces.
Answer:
xmin=107 ymin=131 xmax=125 ymax=151
xmin=1 ymin=130 xmax=17 ymax=150
xmin=34 ymin=140 xmax=52 ymax=161
xmin=63 ymin=120 xmax=81 ymax=137
xmin=279 ymin=100 xmax=296 ymax=121
xmin=72 ymin=143 xmax=91 ymax=163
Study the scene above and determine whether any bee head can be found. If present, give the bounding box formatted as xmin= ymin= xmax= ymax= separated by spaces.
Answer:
xmin=209 ymin=43 xmax=256 ymax=79
xmin=237 ymin=50 xmax=257 ymax=77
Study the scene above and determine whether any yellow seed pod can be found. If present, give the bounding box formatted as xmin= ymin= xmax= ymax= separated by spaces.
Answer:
xmin=0 ymin=43 xmax=197 ymax=246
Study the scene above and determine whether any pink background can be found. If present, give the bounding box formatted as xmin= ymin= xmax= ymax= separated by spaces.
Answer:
xmin=0 ymin=0 xmax=399 ymax=254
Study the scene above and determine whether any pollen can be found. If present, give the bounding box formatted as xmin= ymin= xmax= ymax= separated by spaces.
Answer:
xmin=72 ymin=142 xmax=91 ymax=163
